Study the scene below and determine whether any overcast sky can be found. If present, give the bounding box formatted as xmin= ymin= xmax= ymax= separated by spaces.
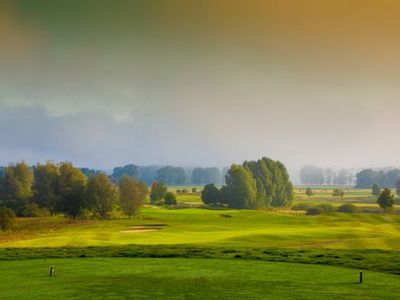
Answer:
xmin=1 ymin=0 xmax=400 ymax=175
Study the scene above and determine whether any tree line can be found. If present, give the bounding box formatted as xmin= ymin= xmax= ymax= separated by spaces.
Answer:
xmin=300 ymin=165 xmax=354 ymax=185
xmin=109 ymin=164 xmax=225 ymax=185
xmin=355 ymin=169 xmax=400 ymax=189
xmin=0 ymin=161 xmax=147 ymax=219
xmin=201 ymin=157 xmax=293 ymax=209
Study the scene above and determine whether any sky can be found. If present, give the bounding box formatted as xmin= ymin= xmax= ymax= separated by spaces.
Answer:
xmin=1 ymin=0 xmax=400 ymax=175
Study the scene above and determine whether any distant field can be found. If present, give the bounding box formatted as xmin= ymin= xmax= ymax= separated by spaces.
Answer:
xmin=1 ymin=258 xmax=399 ymax=299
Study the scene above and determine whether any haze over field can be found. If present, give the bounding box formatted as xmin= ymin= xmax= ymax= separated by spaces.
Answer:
xmin=1 ymin=0 xmax=400 ymax=175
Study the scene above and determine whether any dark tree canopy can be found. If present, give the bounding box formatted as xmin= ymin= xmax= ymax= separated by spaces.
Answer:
xmin=112 ymin=164 xmax=140 ymax=182
xmin=150 ymin=181 xmax=168 ymax=204
xmin=119 ymin=176 xmax=148 ymax=218
xmin=221 ymin=164 xmax=257 ymax=209
xmin=192 ymin=167 xmax=221 ymax=185
xmin=164 ymin=192 xmax=177 ymax=205
xmin=87 ymin=173 xmax=116 ymax=219
xmin=33 ymin=162 xmax=60 ymax=215
xmin=201 ymin=183 xmax=221 ymax=206
xmin=243 ymin=157 xmax=293 ymax=208
xmin=156 ymin=166 xmax=186 ymax=185
xmin=1 ymin=162 xmax=34 ymax=213
xmin=356 ymin=169 xmax=400 ymax=188
xmin=377 ymin=188 xmax=395 ymax=212
xmin=58 ymin=162 xmax=87 ymax=219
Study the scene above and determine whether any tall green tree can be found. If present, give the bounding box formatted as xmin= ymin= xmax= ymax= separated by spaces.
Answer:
xmin=377 ymin=188 xmax=395 ymax=213
xmin=150 ymin=181 xmax=167 ymax=204
xmin=243 ymin=158 xmax=293 ymax=208
xmin=2 ymin=162 xmax=33 ymax=213
xmin=58 ymin=162 xmax=87 ymax=219
xmin=156 ymin=166 xmax=186 ymax=185
xmin=119 ymin=175 xmax=148 ymax=218
xmin=201 ymin=183 xmax=221 ymax=206
xmin=87 ymin=173 xmax=117 ymax=219
xmin=33 ymin=162 xmax=60 ymax=215
xmin=222 ymin=164 xmax=257 ymax=209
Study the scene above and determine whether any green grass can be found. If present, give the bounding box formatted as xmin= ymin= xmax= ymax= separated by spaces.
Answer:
xmin=2 ymin=187 xmax=400 ymax=298
xmin=2 ymin=207 xmax=400 ymax=250
xmin=1 ymin=258 xmax=399 ymax=299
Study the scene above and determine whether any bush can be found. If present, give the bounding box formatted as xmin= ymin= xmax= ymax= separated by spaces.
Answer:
xmin=316 ymin=203 xmax=335 ymax=213
xmin=337 ymin=203 xmax=357 ymax=213
xmin=306 ymin=207 xmax=323 ymax=215
xmin=164 ymin=192 xmax=177 ymax=206
xmin=291 ymin=203 xmax=311 ymax=211
xmin=21 ymin=203 xmax=41 ymax=217
xmin=0 ymin=207 xmax=16 ymax=231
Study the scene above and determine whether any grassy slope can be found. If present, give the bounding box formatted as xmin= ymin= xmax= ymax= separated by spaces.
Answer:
xmin=1 ymin=258 xmax=399 ymax=299
xmin=2 ymin=207 xmax=400 ymax=250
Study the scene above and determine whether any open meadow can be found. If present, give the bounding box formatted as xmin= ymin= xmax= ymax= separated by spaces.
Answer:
xmin=1 ymin=187 xmax=400 ymax=299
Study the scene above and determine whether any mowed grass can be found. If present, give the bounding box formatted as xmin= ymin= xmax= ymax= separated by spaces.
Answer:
xmin=1 ymin=258 xmax=399 ymax=299
xmin=2 ymin=207 xmax=400 ymax=250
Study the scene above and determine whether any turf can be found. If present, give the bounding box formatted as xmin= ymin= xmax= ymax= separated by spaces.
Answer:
xmin=2 ymin=207 xmax=400 ymax=250
xmin=1 ymin=258 xmax=399 ymax=299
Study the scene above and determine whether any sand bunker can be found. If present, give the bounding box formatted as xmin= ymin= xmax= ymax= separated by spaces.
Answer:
xmin=120 ymin=224 xmax=167 ymax=234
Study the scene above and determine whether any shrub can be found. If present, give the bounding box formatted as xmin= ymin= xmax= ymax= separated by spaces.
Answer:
xmin=316 ymin=203 xmax=335 ymax=213
xmin=21 ymin=203 xmax=41 ymax=217
xmin=306 ymin=207 xmax=323 ymax=215
xmin=0 ymin=207 xmax=16 ymax=231
xmin=291 ymin=203 xmax=311 ymax=211
xmin=164 ymin=192 xmax=177 ymax=206
xmin=337 ymin=203 xmax=357 ymax=213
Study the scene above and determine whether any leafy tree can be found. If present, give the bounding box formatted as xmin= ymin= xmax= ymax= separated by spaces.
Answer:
xmin=243 ymin=158 xmax=293 ymax=208
xmin=396 ymin=180 xmax=400 ymax=196
xmin=112 ymin=164 xmax=140 ymax=182
xmin=377 ymin=188 xmax=395 ymax=213
xmin=2 ymin=162 xmax=34 ymax=213
xmin=150 ymin=181 xmax=167 ymax=204
xmin=222 ymin=164 xmax=257 ymax=209
xmin=305 ymin=187 xmax=314 ymax=198
xmin=87 ymin=173 xmax=117 ymax=219
xmin=21 ymin=202 xmax=42 ymax=217
xmin=372 ymin=184 xmax=381 ymax=196
xmin=33 ymin=162 xmax=60 ymax=215
xmin=332 ymin=189 xmax=344 ymax=199
xmin=80 ymin=168 xmax=100 ymax=178
xmin=156 ymin=166 xmax=186 ymax=185
xmin=192 ymin=187 xmax=197 ymax=193
xmin=119 ymin=176 xmax=148 ymax=218
xmin=201 ymin=184 xmax=221 ymax=206
xmin=0 ymin=207 xmax=15 ymax=231
xmin=355 ymin=169 xmax=379 ymax=188
xmin=58 ymin=162 xmax=87 ymax=219
xmin=192 ymin=167 xmax=221 ymax=185
xmin=164 ymin=192 xmax=177 ymax=205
